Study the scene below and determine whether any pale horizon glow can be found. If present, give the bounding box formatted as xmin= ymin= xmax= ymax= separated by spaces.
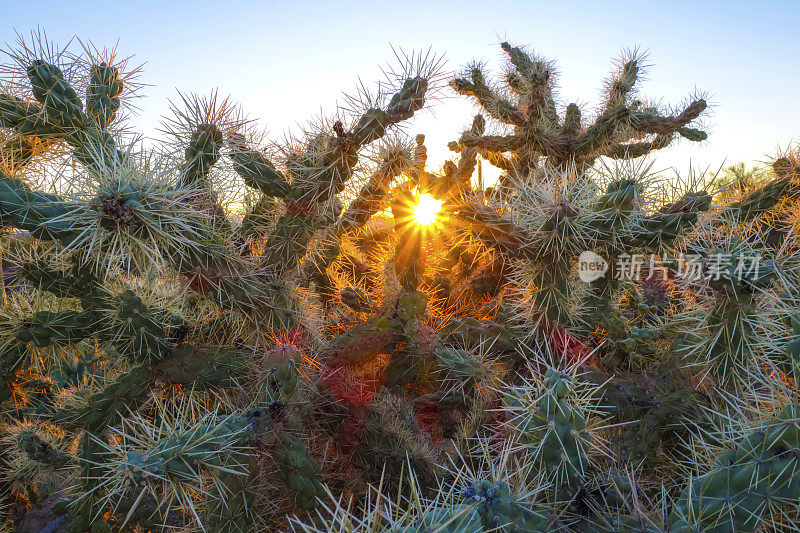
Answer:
xmin=2 ymin=1 xmax=798 ymax=180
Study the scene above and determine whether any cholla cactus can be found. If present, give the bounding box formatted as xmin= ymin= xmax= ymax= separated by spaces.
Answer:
xmin=503 ymin=367 xmax=603 ymax=492
xmin=447 ymin=41 xmax=800 ymax=533
xmin=449 ymin=42 xmax=707 ymax=176
xmin=0 ymin=31 xmax=443 ymax=531
xmin=1 ymin=32 xmax=800 ymax=533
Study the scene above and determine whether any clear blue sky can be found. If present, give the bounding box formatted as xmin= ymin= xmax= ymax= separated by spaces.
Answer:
xmin=2 ymin=0 xmax=798 ymax=177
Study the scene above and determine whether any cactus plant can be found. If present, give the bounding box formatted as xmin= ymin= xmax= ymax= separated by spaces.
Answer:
xmin=0 ymin=32 xmax=799 ymax=533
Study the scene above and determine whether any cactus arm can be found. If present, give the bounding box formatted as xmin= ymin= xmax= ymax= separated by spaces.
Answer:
xmin=434 ymin=115 xmax=484 ymax=196
xmin=455 ymin=203 xmax=537 ymax=260
xmin=336 ymin=155 xmax=408 ymax=234
xmin=227 ymin=133 xmax=291 ymax=199
xmin=0 ymin=93 xmax=61 ymax=136
xmin=259 ymin=208 xmax=321 ymax=275
xmin=456 ymin=131 xmax=541 ymax=157
xmin=670 ymin=405 xmax=800 ymax=533
xmin=85 ymin=62 xmax=122 ymax=130
xmin=629 ymin=190 xmax=712 ymax=249
xmin=93 ymin=289 xmax=173 ymax=363
xmin=630 ymin=99 xmax=707 ymax=137
xmin=500 ymin=42 xmax=555 ymax=119
xmin=18 ymin=258 xmax=100 ymax=299
xmin=465 ymin=480 xmax=551 ymax=531
xmin=0 ymin=171 xmax=82 ymax=243
xmin=560 ymin=103 xmax=582 ymax=138
xmin=14 ymin=310 xmax=98 ymax=347
xmin=451 ymin=67 xmax=526 ymax=126
xmin=113 ymin=416 xmax=250 ymax=483
xmin=23 ymin=60 xmax=124 ymax=170
xmin=384 ymin=291 xmax=429 ymax=388
xmin=602 ymin=133 xmax=673 ymax=159
xmin=725 ymin=158 xmax=800 ymax=221
xmin=573 ymin=104 xmax=631 ymax=159
xmin=153 ymin=344 xmax=249 ymax=389
xmin=602 ymin=58 xmax=641 ymax=111
xmin=16 ymin=430 xmax=73 ymax=467
xmin=348 ymin=76 xmax=429 ymax=148
xmin=589 ymin=179 xmax=637 ymax=235
xmin=273 ymin=433 xmax=325 ymax=510
xmin=326 ymin=316 xmax=395 ymax=365
xmin=234 ymin=194 xmax=280 ymax=253
xmin=53 ymin=365 xmax=152 ymax=433
xmin=505 ymin=368 xmax=592 ymax=489
xmin=178 ymin=126 xmax=224 ymax=189
xmin=26 ymin=60 xmax=87 ymax=132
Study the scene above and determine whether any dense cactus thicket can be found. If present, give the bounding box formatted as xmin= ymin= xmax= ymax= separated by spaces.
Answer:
xmin=1 ymin=33 xmax=799 ymax=532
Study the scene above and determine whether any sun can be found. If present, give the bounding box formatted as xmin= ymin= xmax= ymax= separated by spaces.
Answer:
xmin=412 ymin=193 xmax=442 ymax=226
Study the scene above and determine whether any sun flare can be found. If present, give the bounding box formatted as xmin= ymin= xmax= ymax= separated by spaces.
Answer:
xmin=412 ymin=193 xmax=442 ymax=226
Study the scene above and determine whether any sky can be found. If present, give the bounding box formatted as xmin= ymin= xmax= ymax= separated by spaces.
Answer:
xmin=1 ymin=0 xmax=798 ymax=180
